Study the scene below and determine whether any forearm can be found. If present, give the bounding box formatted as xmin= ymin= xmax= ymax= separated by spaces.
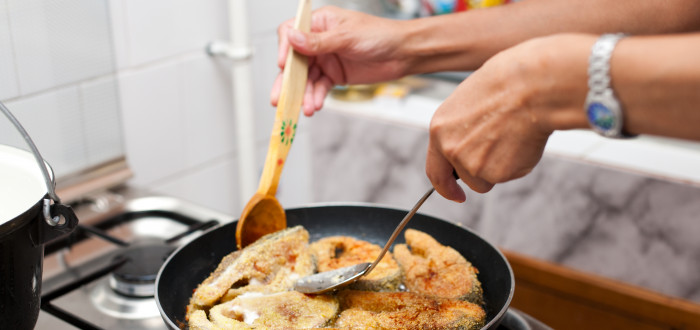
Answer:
xmin=397 ymin=0 xmax=700 ymax=74
xmin=613 ymin=34 xmax=700 ymax=140
xmin=533 ymin=33 xmax=700 ymax=141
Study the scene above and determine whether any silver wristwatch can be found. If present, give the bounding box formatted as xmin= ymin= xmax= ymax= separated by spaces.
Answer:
xmin=584 ymin=33 xmax=635 ymax=138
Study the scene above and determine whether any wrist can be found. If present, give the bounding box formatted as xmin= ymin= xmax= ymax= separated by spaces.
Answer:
xmin=397 ymin=17 xmax=439 ymax=76
xmin=399 ymin=15 xmax=478 ymax=75
xmin=523 ymin=34 xmax=593 ymax=133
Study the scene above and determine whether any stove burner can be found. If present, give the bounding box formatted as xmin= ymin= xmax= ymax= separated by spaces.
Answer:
xmin=109 ymin=242 xmax=175 ymax=297
xmin=90 ymin=278 xmax=162 ymax=320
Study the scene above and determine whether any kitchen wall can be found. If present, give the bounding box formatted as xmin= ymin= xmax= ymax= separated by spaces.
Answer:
xmin=0 ymin=0 xmax=123 ymax=179
xmin=111 ymin=0 xmax=318 ymax=215
xmin=0 ymin=0 xmax=306 ymax=215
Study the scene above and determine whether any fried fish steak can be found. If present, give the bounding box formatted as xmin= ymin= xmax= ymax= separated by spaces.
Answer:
xmin=206 ymin=291 xmax=338 ymax=329
xmin=394 ymin=229 xmax=483 ymax=304
xmin=310 ymin=236 xmax=401 ymax=291
xmin=187 ymin=226 xmax=314 ymax=318
xmin=334 ymin=290 xmax=486 ymax=329
xmin=188 ymin=309 xmax=219 ymax=330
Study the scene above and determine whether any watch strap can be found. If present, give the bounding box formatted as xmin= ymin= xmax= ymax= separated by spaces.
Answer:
xmin=585 ymin=33 xmax=636 ymax=138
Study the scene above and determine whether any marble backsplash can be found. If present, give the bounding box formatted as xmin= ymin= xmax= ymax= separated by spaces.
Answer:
xmin=307 ymin=110 xmax=700 ymax=303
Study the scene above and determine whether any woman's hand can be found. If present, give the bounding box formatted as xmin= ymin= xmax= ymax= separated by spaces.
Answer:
xmin=426 ymin=34 xmax=593 ymax=201
xmin=271 ymin=6 xmax=410 ymax=116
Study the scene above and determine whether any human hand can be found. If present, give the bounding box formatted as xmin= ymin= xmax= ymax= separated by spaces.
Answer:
xmin=271 ymin=6 xmax=410 ymax=116
xmin=426 ymin=34 xmax=594 ymax=202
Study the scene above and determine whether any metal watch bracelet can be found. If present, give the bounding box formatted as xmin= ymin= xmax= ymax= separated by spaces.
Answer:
xmin=585 ymin=33 xmax=635 ymax=138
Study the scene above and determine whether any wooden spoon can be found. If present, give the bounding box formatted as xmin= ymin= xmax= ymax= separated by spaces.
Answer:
xmin=236 ymin=0 xmax=312 ymax=249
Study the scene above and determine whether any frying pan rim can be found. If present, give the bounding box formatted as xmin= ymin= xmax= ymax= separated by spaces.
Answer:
xmin=155 ymin=202 xmax=514 ymax=329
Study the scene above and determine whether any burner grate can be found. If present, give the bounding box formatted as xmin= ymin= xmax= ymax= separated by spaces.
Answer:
xmin=41 ymin=257 xmax=127 ymax=330
xmin=40 ymin=210 xmax=219 ymax=329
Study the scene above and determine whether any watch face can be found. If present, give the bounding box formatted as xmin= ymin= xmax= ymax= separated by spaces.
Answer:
xmin=587 ymin=102 xmax=615 ymax=129
xmin=586 ymin=101 xmax=617 ymax=133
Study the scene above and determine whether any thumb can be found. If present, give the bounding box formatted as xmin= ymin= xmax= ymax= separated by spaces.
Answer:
xmin=287 ymin=28 xmax=344 ymax=56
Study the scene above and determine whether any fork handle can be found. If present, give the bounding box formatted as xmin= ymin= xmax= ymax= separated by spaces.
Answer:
xmin=364 ymin=187 xmax=435 ymax=276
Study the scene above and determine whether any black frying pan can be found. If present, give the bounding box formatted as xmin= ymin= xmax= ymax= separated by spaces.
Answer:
xmin=156 ymin=204 xmax=514 ymax=329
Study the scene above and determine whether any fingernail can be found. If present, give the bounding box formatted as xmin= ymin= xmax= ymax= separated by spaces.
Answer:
xmin=289 ymin=29 xmax=306 ymax=47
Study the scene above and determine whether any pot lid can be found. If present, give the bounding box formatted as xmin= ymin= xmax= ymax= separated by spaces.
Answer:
xmin=0 ymin=144 xmax=52 ymax=224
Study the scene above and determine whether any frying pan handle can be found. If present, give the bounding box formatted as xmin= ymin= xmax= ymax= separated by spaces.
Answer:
xmin=498 ymin=308 xmax=540 ymax=330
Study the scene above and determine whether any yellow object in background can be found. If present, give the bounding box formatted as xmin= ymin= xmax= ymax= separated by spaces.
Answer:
xmin=469 ymin=0 xmax=508 ymax=9
xmin=420 ymin=0 xmax=511 ymax=16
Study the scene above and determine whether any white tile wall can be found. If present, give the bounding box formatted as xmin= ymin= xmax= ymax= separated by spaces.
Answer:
xmin=0 ymin=1 xmax=19 ymax=100
xmin=179 ymin=54 xmax=237 ymax=168
xmin=248 ymin=0 xmax=303 ymax=36
xmin=1 ymin=0 xmax=330 ymax=215
xmin=80 ymin=76 xmax=124 ymax=166
xmin=112 ymin=0 xmax=318 ymax=214
xmin=107 ymin=0 xmax=129 ymax=71
xmin=120 ymin=0 xmax=228 ymax=67
xmin=251 ymin=32 xmax=286 ymax=143
xmin=9 ymin=0 xmax=114 ymax=95
xmin=118 ymin=58 xmax=187 ymax=185
xmin=3 ymin=86 xmax=88 ymax=176
xmin=0 ymin=0 xmax=130 ymax=184
xmin=150 ymin=154 xmax=240 ymax=215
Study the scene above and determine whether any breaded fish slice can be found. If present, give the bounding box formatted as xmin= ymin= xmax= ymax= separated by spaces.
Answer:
xmin=188 ymin=310 xmax=220 ymax=330
xmin=394 ymin=229 xmax=483 ymax=304
xmin=310 ymin=236 xmax=401 ymax=291
xmin=188 ymin=226 xmax=314 ymax=312
xmin=208 ymin=291 xmax=338 ymax=329
xmin=334 ymin=290 xmax=486 ymax=329
xmin=189 ymin=309 xmax=251 ymax=330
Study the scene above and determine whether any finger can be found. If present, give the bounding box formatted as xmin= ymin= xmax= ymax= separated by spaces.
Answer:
xmin=302 ymin=66 xmax=321 ymax=116
xmin=455 ymin=169 xmax=495 ymax=194
xmin=287 ymin=28 xmax=346 ymax=57
xmin=270 ymin=72 xmax=284 ymax=106
xmin=317 ymin=54 xmax=347 ymax=85
xmin=426 ymin=145 xmax=466 ymax=203
xmin=277 ymin=21 xmax=294 ymax=69
xmin=313 ymin=75 xmax=334 ymax=111
xmin=303 ymin=73 xmax=316 ymax=117
xmin=308 ymin=64 xmax=321 ymax=82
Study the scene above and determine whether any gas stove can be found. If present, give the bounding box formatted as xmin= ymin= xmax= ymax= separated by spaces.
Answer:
xmin=35 ymin=187 xmax=550 ymax=330
xmin=35 ymin=187 xmax=234 ymax=330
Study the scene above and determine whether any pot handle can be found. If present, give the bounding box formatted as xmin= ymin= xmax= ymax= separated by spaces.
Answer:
xmin=0 ymin=102 xmax=77 ymax=232
xmin=34 ymin=201 xmax=79 ymax=245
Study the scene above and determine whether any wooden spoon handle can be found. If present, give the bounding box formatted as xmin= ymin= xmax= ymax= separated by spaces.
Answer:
xmin=257 ymin=0 xmax=312 ymax=197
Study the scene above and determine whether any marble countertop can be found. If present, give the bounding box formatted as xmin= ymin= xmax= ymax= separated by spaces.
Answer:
xmin=323 ymin=77 xmax=700 ymax=187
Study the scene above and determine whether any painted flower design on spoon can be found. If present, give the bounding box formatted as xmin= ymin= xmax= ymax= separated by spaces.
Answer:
xmin=280 ymin=119 xmax=296 ymax=145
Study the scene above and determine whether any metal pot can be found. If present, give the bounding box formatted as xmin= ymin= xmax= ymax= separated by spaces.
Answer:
xmin=0 ymin=103 xmax=78 ymax=329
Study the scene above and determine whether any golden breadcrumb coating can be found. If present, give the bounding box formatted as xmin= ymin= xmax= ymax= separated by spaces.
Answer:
xmin=187 ymin=226 xmax=314 ymax=320
xmin=394 ymin=229 xmax=483 ymax=304
xmin=310 ymin=236 xmax=402 ymax=291
xmin=334 ymin=290 xmax=485 ymax=329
